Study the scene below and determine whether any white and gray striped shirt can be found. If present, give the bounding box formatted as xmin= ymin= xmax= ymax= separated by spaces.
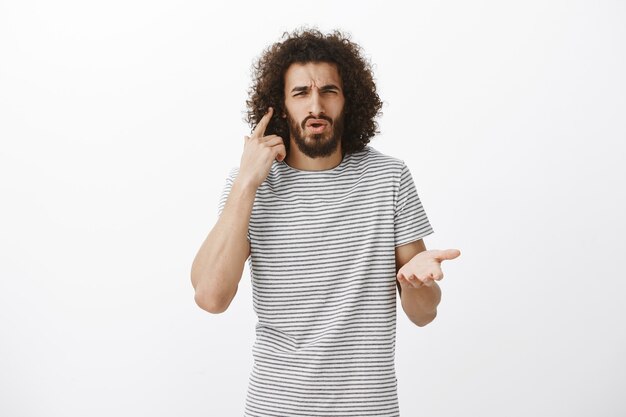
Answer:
xmin=218 ymin=145 xmax=434 ymax=417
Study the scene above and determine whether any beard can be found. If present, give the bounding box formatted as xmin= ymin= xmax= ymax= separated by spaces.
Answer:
xmin=286 ymin=110 xmax=345 ymax=159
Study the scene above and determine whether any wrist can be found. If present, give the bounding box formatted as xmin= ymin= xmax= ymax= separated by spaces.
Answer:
xmin=232 ymin=176 xmax=259 ymax=195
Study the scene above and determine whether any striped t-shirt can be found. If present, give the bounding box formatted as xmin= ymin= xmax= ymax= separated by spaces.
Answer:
xmin=217 ymin=145 xmax=434 ymax=417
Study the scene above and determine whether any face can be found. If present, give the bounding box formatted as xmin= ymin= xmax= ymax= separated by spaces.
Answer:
xmin=283 ymin=62 xmax=346 ymax=158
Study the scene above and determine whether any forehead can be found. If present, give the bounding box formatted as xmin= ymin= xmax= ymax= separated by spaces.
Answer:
xmin=284 ymin=62 xmax=342 ymax=89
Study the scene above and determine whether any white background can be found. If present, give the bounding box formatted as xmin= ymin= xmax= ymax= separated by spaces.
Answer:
xmin=1 ymin=0 xmax=625 ymax=416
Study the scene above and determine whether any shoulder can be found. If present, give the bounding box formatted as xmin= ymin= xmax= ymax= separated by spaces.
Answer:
xmin=220 ymin=166 xmax=240 ymax=188
xmin=358 ymin=145 xmax=408 ymax=176
xmin=227 ymin=166 xmax=239 ymax=180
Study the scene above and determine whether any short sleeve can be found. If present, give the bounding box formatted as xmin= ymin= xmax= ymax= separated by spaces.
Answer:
xmin=217 ymin=167 xmax=251 ymax=243
xmin=394 ymin=162 xmax=434 ymax=247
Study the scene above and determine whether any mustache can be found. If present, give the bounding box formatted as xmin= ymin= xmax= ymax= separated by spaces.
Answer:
xmin=301 ymin=115 xmax=333 ymax=129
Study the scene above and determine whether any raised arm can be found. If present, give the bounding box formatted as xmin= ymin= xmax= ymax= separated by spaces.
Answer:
xmin=191 ymin=178 xmax=255 ymax=313
xmin=190 ymin=107 xmax=286 ymax=313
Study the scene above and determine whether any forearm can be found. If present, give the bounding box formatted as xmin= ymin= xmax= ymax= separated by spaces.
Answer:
xmin=191 ymin=178 xmax=256 ymax=312
xmin=400 ymin=281 xmax=441 ymax=326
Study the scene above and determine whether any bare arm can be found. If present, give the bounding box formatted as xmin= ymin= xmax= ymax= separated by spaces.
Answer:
xmin=190 ymin=177 xmax=255 ymax=314
xmin=190 ymin=107 xmax=286 ymax=314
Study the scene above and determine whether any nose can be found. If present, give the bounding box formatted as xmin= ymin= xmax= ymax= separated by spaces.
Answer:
xmin=308 ymin=88 xmax=324 ymax=117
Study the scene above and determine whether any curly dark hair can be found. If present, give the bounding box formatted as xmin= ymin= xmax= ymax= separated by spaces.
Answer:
xmin=245 ymin=27 xmax=383 ymax=155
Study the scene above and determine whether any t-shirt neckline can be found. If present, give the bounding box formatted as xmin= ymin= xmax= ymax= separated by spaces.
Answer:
xmin=278 ymin=151 xmax=350 ymax=174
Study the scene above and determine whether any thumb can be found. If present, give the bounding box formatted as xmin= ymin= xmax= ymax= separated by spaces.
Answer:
xmin=435 ymin=248 xmax=461 ymax=261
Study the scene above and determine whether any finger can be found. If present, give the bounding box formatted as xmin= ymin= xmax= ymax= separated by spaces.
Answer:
xmin=252 ymin=107 xmax=274 ymax=138
xmin=435 ymin=248 xmax=461 ymax=262
xmin=397 ymin=270 xmax=416 ymax=282
xmin=398 ymin=275 xmax=413 ymax=288
xmin=419 ymin=277 xmax=436 ymax=287
xmin=422 ymin=278 xmax=434 ymax=287
xmin=262 ymin=135 xmax=284 ymax=146
xmin=259 ymin=137 xmax=286 ymax=161
xmin=407 ymin=275 xmax=424 ymax=288
xmin=432 ymin=270 xmax=444 ymax=280
xmin=274 ymin=143 xmax=286 ymax=162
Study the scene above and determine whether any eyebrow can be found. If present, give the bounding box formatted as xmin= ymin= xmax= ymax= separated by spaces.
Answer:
xmin=290 ymin=84 xmax=341 ymax=93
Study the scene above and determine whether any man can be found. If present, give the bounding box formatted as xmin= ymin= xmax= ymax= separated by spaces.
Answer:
xmin=191 ymin=28 xmax=461 ymax=417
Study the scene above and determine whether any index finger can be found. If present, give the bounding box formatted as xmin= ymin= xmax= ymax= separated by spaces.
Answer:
xmin=252 ymin=107 xmax=273 ymax=138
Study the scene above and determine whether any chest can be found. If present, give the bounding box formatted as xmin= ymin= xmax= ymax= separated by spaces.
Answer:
xmin=249 ymin=177 xmax=396 ymax=253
